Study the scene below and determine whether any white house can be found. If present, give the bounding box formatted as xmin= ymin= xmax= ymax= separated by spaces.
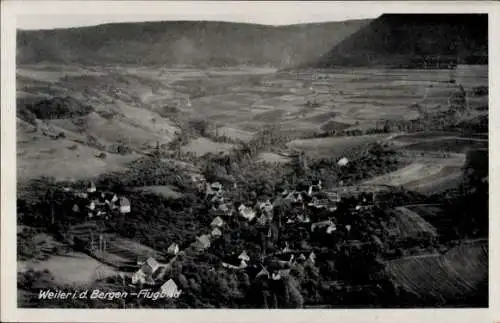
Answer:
xmin=160 ymin=279 xmax=182 ymax=298
xmin=238 ymin=251 xmax=250 ymax=262
xmin=211 ymin=227 xmax=222 ymax=237
xmin=337 ymin=157 xmax=349 ymax=167
xmin=87 ymin=181 xmax=97 ymax=193
xmin=167 ymin=243 xmax=180 ymax=255
xmin=239 ymin=205 xmax=256 ymax=221
xmin=87 ymin=201 xmax=96 ymax=211
xmin=118 ymin=197 xmax=131 ymax=214
xmin=308 ymin=251 xmax=316 ymax=264
xmin=132 ymin=269 xmax=147 ymax=285
xmin=210 ymin=216 xmax=225 ymax=228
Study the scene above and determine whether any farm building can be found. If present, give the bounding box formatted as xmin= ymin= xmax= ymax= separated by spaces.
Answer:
xmin=160 ymin=279 xmax=182 ymax=298
xmin=167 ymin=243 xmax=180 ymax=255
xmin=118 ymin=197 xmax=131 ymax=214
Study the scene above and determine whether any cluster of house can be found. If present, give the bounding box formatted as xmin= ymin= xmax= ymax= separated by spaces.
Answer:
xmin=219 ymin=247 xmax=319 ymax=282
xmin=200 ymin=179 xmax=377 ymax=243
xmin=129 ymin=256 xmax=182 ymax=299
xmin=68 ymin=182 xmax=131 ymax=219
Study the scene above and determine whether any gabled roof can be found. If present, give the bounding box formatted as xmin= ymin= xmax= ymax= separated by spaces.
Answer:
xmin=240 ymin=207 xmax=256 ymax=220
xmin=118 ymin=197 xmax=130 ymax=206
xmin=196 ymin=234 xmax=211 ymax=248
xmin=160 ymin=278 xmax=180 ymax=295
xmin=238 ymin=251 xmax=250 ymax=261
xmin=167 ymin=243 xmax=179 ymax=253
xmin=211 ymin=216 xmax=225 ymax=227
xmin=211 ymin=227 xmax=222 ymax=237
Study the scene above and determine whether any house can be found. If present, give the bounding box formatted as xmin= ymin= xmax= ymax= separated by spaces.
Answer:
xmin=297 ymin=253 xmax=307 ymax=261
xmin=118 ymin=197 xmax=131 ymax=214
xmin=326 ymin=223 xmax=337 ymax=234
xmin=311 ymin=220 xmax=335 ymax=232
xmin=308 ymin=251 xmax=316 ymax=264
xmin=337 ymin=157 xmax=349 ymax=167
xmin=238 ymin=251 xmax=250 ymax=262
xmin=141 ymin=257 xmax=160 ymax=276
xmin=87 ymin=201 xmax=96 ymax=211
xmin=167 ymin=243 xmax=180 ymax=255
xmin=222 ymin=256 xmax=248 ymax=270
xmin=87 ymin=181 xmax=97 ymax=193
xmin=217 ymin=203 xmax=233 ymax=216
xmin=194 ymin=234 xmax=211 ymax=250
xmin=256 ymin=267 xmax=270 ymax=279
xmin=210 ymin=216 xmax=225 ymax=228
xmin=211 ymin=227 xmax=222 ymax=237
xmin=131 ymin=269 xmax=147 ymax=285
xmin=160 ymin=279 xmax=182 ymax=298
xmin=72 ymin=204 xmax=80 ymax=213
xmin=239 ymin=205 xmax=256 ymax=221
xmin=308 ymin=180 xmax=322 ymax=196
xmin=282 ymin=243 xmax=292 ymax=253
xmin=345 ymin=224 xmax=352 ymax=233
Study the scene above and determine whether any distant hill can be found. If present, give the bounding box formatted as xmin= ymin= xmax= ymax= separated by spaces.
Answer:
xmin=17 ymin=20 xmax=370 ymax=67
xmin=305 ymin=14 xmax=488 ymax=69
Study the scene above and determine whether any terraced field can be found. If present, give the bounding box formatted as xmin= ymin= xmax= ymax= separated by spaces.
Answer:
xmin=385 ymin=240 xmax=488 ymax=301
xmin=388 ymin=207 xmax=438 ymax=240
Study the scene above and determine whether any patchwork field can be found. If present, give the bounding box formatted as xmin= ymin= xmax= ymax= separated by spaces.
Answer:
xmin=17 ymin=64 xmax=487 ymax=182
xmin=287 ymin=134 xmax=387 ymax=159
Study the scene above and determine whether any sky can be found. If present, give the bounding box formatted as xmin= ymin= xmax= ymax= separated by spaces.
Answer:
xmin=14 ymin=1 xmax=383 ymax=30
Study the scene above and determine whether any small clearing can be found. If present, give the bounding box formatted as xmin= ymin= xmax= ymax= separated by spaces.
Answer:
xmin=20 ymin=252 xmax=118 ymax=286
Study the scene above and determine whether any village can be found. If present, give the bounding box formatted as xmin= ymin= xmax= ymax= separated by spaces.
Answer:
xmin=49 ymin=154 xmax=430 ymax=304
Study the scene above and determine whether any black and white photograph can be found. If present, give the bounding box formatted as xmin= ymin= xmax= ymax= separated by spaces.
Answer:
xmin=1 ymin=0 xmax=496 ymax=319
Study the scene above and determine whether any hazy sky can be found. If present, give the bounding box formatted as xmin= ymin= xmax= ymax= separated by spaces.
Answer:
xmin=15 ymin=1 xmax=383 ymax=30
